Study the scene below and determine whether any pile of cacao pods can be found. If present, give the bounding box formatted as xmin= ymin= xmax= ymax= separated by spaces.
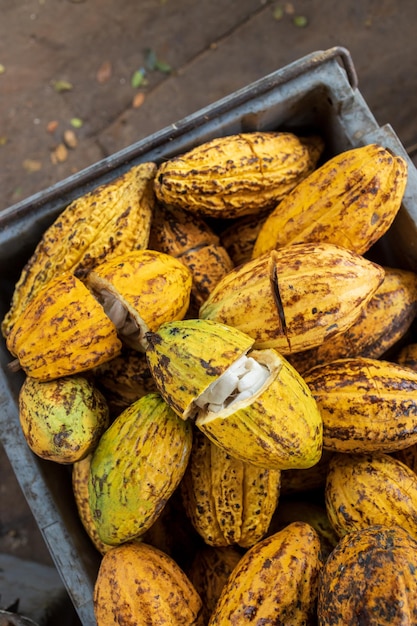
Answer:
xmin=4 ymin=130 xmax=417 ymax=625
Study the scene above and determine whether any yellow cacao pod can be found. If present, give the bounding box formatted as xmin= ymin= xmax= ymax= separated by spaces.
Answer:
xmin=325 ymin=452 xmax=417 ymax=540
xmin=146 ymin=320 xmax=322 ymax=469
xmin=149 ymin=202 xmax=220 ymax=254
xmin=195 ymin=348 xmax=323 ymax=470
xmin=180 ymin=429 xmax=280 ymax=548
xmin=19 ymin=375 xmax=109 ymax=464
xmin=86 ymin=249 xmax=193 ymax=351
xmin=93 ymin=542 xmax=203 ymax=625
xmin=154 ymin=132 xmax=324 ymax=219
xmin=147 ymin=320 xmax=322 ymax=470
xmin=318 ymin=525 xmax=417 ymax=626
xmin=200 ymin=242 xmax=385 ymax=354
xmin=288 ymin=265 xmax=417 ymax=374
xmin=208 ymin=521 xmax=322 ymax=625
xmin=304 ymin=356 xmax=417 ymax=454
xmin=145 ymin=318 xmax=255 ymax=420
xmin=2 ymin=162 xmax=156 ymax=339
xmin=6 ymin=272 xmax=122 ymax=381
xmin=89 ymin=392 xmax=192 ymax=545
xmin=252 ymin=143 xmax=408 ymax=258
xmin=148 ymin=203 xmax=234 ymax=312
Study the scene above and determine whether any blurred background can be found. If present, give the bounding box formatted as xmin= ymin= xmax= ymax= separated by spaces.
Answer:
xmin=1 ymin=0 xmax=417 ymax=621
xmin=1 ymin=0 xmax=417 ymax=215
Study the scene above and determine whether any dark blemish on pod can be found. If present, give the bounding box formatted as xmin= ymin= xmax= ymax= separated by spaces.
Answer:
xmin=199 ymin=359 xmax=222 ymax=376
xmin=243 ymin=605 xmax=257 ymax=620
xmin=144 ymin=331 xmax=162 ymax=347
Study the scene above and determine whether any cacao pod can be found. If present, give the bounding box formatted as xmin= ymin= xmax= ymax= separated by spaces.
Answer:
xmin=86 ymin=250 xmax=193 ymax=351
xmin=145 ymin=318 xmax=255 ymax=420
xmin=6 ymin=271 xmax=122 ymax=381
xmin=2 ymin=162 xmax=156 ymax=339
xmin=154 ymin=131 xmax=324 ymax=219
xmin=148 ymin=203 xmax=234 ymax=312
xmin=93 ymin=541 xmax=203 ymax=625
xmin=195 ymin=348 xmax=323 ymax=470
xmin=19 ymin=375 xmax=109 ymax=464
xmin=89 ymin=392 xmax=192 ymax=545
xmin=304 ymin=356 xmax=417 ymax=454
xmin=288 ymin=265 xmax=417 ymax=374
xmin=325 ymin=452 xmax=417 ymax=540
xmin=146 ymin=320 xmax=322 ymax=469
xmin=252 ymin=143 xmax=407 ymax=258
xmin=199 ymin=242 xmax=385 ymax=354
xmin=208 ymin=521 xmax=322 ymax=625
xmin=180 ymin=429 xmax=280 ymax=548
xmin=318 ymin=525 xmax=417 ymax=626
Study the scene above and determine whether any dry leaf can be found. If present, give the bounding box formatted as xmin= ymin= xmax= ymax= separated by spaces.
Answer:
xmin=46 ymin=120 xmax=59 ymax=133
xmin=132 ymin=92 xmax=145 ymax=108
xmin=96 ymin=60 xmax=112 ymax=84
xmin=63 ymin=129 xmax=78 ymax=148
xmin=51 ymin=143 xmax=68 ymax=164
xmin=23 ymin=159 xmax=42 ymax=172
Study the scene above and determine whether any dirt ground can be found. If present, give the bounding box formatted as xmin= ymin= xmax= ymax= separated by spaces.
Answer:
xmin=2 ymin=0 xmax=417 ymax=215
xmin=1 ymin=0 xmax=417 ymax=619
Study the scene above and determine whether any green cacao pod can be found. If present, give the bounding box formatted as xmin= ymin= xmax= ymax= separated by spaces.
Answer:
xmin=19 ymin=375 xmax=109 ymax=464
xmin=89 ymin=392 xmax=192 ymax=545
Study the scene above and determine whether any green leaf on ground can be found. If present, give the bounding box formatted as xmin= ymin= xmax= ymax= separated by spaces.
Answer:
xmin=70 ymin=117 xmax=83 ymax=128
xmin=144 ymin=48 xmax=171 ymax=74
xmin=293 ymin=15 xmax=308 ymax=27
xmin=53 ymin=80 xmax=73 ymax=92
xmin=131 ymin=68 xmax=147 ymax=88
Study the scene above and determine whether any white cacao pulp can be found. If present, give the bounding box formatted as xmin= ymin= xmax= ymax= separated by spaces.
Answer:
xmin=194 ymin=354 xmax=270 ymax=413
xmin=99 ymin=290 xmax=145 ymax=350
